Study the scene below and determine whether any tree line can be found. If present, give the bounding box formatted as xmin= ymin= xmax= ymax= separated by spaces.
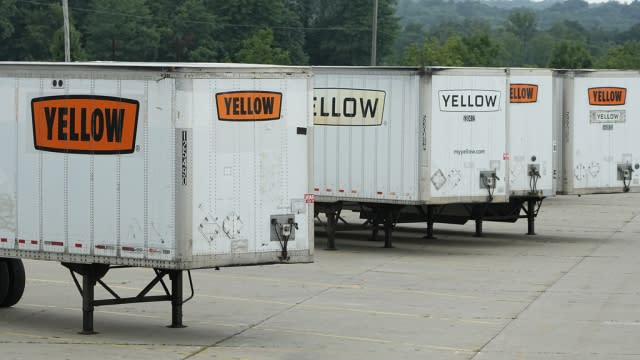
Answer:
xmin=0 ymin=0 xmax=638 ymax=69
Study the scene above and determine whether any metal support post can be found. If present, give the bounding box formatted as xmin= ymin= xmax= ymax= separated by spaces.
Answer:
xmin=169 ymin=270 xmax=186 ymax=328
xmin=383 ymin=207 xmax=394 ymax=248
xmin=527 ymin=198 xmax=536 ymax=235
xmin=425 ymin=206 xmax=436 ymax=239
xmin=80 ymin=272 xmax=97 ymax=335
xmin=474 ymin=219 xmax=483 ymax=237
xmin=325 ymin=211 xmax=338 ymax=250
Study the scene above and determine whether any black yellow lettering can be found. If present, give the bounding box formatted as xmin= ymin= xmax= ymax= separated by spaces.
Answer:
xmin=80 ymin=108 xmax=90 ymax=141
xmin=320 ymin=97 xmax=329 ymax=117
xmin=485 ymin=95 xmax=497 ymax=107
xmin=69 ymin=108 xmax=79 ymax=141
xmin=224 ymin=97 xmax=232 ymax=115
xmin=262 ymin=97 xmax=275 ymax=115
xmin=58 ymin=107 xmax=68 ymax=141
xmin=44 ymin=107 xmax=56 ymax=140
xmin=253 ymin=97 xmax=262 ymax=114
xmin=360 ymin=98 xmax=378 ymax=117
xmin=105 ymin=108 xmax=124 ymax=143
xmin=91 ymin=108 xmax=104 ymax=141
xmin=343 ymin=97 xmax=356 ymax=117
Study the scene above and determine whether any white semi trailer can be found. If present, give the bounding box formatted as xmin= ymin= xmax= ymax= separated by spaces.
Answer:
xmin=312 ymin=67 xmax=559 ymax=248
xmin=0 ymin=62 xmax=314 ymax=333
xmin=558 ymin=70 xmax=640 ymax=194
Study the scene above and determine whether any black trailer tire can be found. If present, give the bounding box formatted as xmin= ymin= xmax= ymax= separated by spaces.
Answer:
xmin=1 ymin=258 xmax=25 ymax=307
xmin=0 ymin=261 xmax=9 ymax=306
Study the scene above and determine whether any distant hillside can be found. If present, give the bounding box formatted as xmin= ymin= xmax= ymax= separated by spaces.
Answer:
xmin=397 ymin=0 xmax=640 ymax=31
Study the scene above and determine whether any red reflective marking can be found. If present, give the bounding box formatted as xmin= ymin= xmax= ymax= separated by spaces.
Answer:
xmin=325 ymin=188 xmax=332 ymax=192
xmin=313 ymin=187 xmax=320 ymax=191
xmin=0 ymin=238 xmax=7 ymax=243
xmin=377 ymin=192 xmax=383 ymax=195
xmin=338 ymin=189 xmax=345 ymax=193
xmin=95 ymin=244 xmax=106 ymax=249
xmin=18 ymin=239 xmax=26 ymax=244
xmin=31 ymin=240 xmax=38 ymax=245
xmin=122 ymin=246 xmax=135 ymax=252
xmin=51 ymin=241 xmax=63 ymax=246
xmin=75 ymin=243 xmax=82 ymax=248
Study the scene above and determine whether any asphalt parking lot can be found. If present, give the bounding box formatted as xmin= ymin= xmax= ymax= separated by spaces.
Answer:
xmin=2 ymin=193 xmax=640 ymax=360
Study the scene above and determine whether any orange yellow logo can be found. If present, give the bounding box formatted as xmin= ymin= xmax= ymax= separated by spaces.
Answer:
xmin=510 ymin=84 xmax=538 ymax=103
xmin=588 ymin=87 xmax=626 ymax=106
xmin=216 ymin=91 xmax=282 ymax=121
xmin=31 ymin=95 xmax=139 ymax=154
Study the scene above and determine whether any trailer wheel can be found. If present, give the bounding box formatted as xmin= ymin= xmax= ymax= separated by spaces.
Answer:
xmin=1 ymin=258 xmax=25 ymax=307
xmin=0 ymin=261 xmax=9 ymax=306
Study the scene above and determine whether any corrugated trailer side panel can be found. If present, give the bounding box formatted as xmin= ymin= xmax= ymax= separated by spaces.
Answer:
xmin=508 ymin=69 xmax=554 ymax=197
xmin=426 ymin=69 xmax=508 ymax=203
xmin=563 ymin=71 xmax=640 ymax=194
xmin=1 ymin=68 xmax=178 ymax=262
xmin=188 ymin=75 xmax=313 ymax=266
xmin=313 ymin=68 xmax=421 ymax=203
xmin=0 ymin=77 xmax=17 ymax=250
xmin=0 ymin=63 xmax=314 ymax=269
xmin=552 ymin=73 xmax=565 ymax=195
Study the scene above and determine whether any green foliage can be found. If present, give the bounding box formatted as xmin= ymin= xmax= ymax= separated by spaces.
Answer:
xmin=402 ymin=31 xmax=498 ymax=67
xmin=597 ymin=41 xmax=640 ymax=69
xmin=305 ymin=0 xmax=400 ymax=65
xmin=0 ymin=0 xmax=87 ymax=61
xmin=505 ymin=9 xmax=537 ymax=41
xmin=50 ymin=24 xmax=87 ymax=61
xmin=548 ymin=40 xmax=593 ymax=69
xmin=0 ymin=0 xmax=638 ymax=69
xmin=82 ymin=0 xmax=160 ymax=61
xmin=0 ymin=0 xmax=16 ymax=40
xmin=463 ymin=32 xmax=500 ymax=66
xmin=235 ymin=28 xmax=291 ymax=65
xmin=210 ymin=0 xmax=307 ymax=64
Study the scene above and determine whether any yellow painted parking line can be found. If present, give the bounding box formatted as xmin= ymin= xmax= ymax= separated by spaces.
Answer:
xmin=21 ymin=303 xmax=248 ymax=328
xmin=259 ymin=326 xmax=476 ymax=353
xmin=0 ymin=330 xmax=196 ymax=355
xmin=192 ymin=272 xmax=494 ymax=300
xmin=26 ymin=278 xmax=503 ymax=326
xmin=194 ymin=293 xmax=501 ymax=325
xmin=29 ymin=273 xmax=523 ymax=303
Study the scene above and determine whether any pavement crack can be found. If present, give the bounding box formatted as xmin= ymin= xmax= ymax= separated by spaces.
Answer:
xmin=181 ymin=287 xmax=333 ymax=360
xmin=469 ymin=210 xmax=640 ymax=360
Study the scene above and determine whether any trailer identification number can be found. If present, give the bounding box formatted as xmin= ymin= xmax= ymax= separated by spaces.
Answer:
xmin=181 ymin=131 xmax=188 ymax=186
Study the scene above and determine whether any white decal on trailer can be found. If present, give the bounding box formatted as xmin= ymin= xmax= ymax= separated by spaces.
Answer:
xmin=438 ymin=90 xmax=501 ymax=112
xmin=313 ymin=88 xmax=385 ymax=126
